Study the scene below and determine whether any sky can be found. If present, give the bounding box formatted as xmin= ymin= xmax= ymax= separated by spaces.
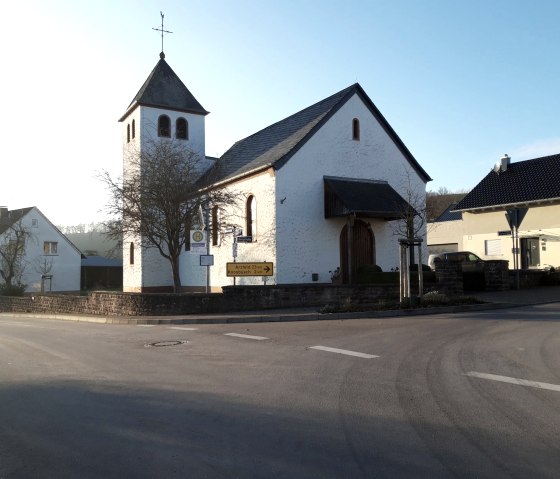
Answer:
xmin=2 ymin=0 xmax=560 ymax=226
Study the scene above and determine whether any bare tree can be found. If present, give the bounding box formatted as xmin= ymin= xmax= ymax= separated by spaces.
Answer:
xmin=99 ymin=138 xmax=237 ymax=292
xmin=0 ymin=220 xmax=30 ymax=290
xmin=426 ymin=187 xmax=466 ymax=221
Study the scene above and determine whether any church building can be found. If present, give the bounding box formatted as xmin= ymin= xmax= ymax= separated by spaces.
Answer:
xmin=119 ymin=52 xmax=431 ymax=292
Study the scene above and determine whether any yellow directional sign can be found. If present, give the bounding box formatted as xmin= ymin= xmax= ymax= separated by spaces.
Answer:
xmin=226 ymin=262 xmax=274 ymax=277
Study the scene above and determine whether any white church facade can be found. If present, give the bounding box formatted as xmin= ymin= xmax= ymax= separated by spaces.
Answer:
xmin=119 ymin=53 xmax=431 ymax=292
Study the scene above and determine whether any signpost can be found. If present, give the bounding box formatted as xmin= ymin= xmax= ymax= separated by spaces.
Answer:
xmin=226 ymin=262 xmax=273 ymax=277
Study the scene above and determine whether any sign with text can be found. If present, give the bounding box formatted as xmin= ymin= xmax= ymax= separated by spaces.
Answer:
xmin=226 ymin=262 xmax=273 ymax=277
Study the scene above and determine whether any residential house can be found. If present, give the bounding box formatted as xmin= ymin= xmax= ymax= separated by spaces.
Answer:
xmin=0 ymin=207 xmax=82 ymax=292
xmin=451 ymin=154 xmax=560 ymax=269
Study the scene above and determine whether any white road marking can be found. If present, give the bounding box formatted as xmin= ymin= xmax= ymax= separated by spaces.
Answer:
xmin=465 ymin=372 xmax=560 ymax=393
xmin=136 ymin=324 xmax=156 ymax=327
xmin=224 ymin=333 xmax=269 ymax=341
xmin=169 ymin=326 xmax=199 ymax=331
xmin=309 ymin=346 xmax=379 ymax=359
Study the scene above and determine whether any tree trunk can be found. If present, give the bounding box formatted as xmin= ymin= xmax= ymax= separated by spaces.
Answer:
xmin=170 ymin=255 xmax=181 ymax=293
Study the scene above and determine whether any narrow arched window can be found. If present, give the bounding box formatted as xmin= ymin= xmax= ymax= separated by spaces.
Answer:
xmin=246 ymin=195 xmax=256 ymax=239
xmin=131 ymin=119 xmax=136 ymax=139
xmin=129 ymin=242 xmax=135 ymax=265
xmin=127 ymin=124 xmax=130 ymax=143
xmin=211 ymin=206 xmax=219 ymax=246
xmin=158 ymin=115 xmax=171 ymax=137
xmin=352 ymin=118 xmax=360 ymax=140
xmin=176 ymin=117 xmax=188 ymax=140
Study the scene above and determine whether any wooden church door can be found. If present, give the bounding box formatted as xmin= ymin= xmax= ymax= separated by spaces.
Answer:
xmin=340 ymin=219 xmax=375 ymax=283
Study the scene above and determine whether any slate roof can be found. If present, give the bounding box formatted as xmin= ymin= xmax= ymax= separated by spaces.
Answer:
xmin=324 ymin=177 xmax=413 ymax=220
xmin=433 ymin=203 xmax=462 ymax=222
xmin=119 ymin=54 xmax=208 ymax=121
xmin=0 ymin=207 xmax=33 ymax=235
xmin=200 ymin=83 xmax=431 ymax=187
xmin=454 ymin=154 xmax=560 ymax=211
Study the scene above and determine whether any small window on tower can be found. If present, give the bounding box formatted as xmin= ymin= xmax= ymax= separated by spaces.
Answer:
xmin=129 ymin=242 xmax=135 ymax=265
xmin=158 ymin=115 xmax=171 ymax=137
xmin=176 ymin=118 xmax=188 ymax=140
xmin=352 ymin=118 xmax=360 ymax=141
xmin=127 ymin=124 xmax=130 ymax=143
xmin=132 ymin=119 xmax=136 ymax=139
xmin=212 ymin=206 xmax=219 ymax=246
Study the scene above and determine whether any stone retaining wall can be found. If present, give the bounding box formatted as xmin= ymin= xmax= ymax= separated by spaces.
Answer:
xmin=0 ymin=284 xmax=402 ymax=317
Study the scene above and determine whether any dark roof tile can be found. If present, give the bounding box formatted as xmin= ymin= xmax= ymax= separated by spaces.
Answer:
xmin=454 ymin=154 xmax=560 ymax=211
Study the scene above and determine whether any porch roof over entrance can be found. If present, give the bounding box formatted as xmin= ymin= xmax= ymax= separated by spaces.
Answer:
xmin=324 ymin=176 xmax=411 ymax=220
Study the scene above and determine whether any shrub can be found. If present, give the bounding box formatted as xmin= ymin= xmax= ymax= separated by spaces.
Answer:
xmin=0 ymin=283 xmax=27 ymax=297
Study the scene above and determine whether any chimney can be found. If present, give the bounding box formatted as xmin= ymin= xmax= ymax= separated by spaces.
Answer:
xmin=500 ymin=154 xmax=510 ymax=172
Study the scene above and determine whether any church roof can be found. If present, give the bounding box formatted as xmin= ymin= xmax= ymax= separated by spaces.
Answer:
xmin=454 ymin=154 xmax=560 ymax=211
xmin=324 ymin=177 xmax=413 ymax=220
xmin=119 ymin=54 xmax=208 ymax=121
xmin=201 ymin=83 xmax=431 ymax=187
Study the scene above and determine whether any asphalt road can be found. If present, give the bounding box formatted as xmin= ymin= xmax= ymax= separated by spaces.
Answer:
xmin=1 ymin=305 xmax=559 ymax=478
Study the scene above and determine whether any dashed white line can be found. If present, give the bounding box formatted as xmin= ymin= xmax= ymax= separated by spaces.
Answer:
xmin=465 ymin=371 xmax=560 ymax=393
xmin=169 ymin=326 xmax=199 ymax=331
xmin=136 ymin=324 xmax=156 ymax=327
xmin=309 ymin=346 xmax=379 ymax=359
xmin=224 ymin=333 xmax=269 ymax=341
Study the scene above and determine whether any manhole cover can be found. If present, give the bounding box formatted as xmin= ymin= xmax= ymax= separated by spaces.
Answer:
xmin=145 ymin=340 xmax=187 ymax=348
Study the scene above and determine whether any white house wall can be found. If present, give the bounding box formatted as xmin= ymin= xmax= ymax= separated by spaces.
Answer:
xmin=461 ymin=205 xmax=560 ymax=268
xmin=203 ymin=169 xmax=277 ymax=289
xmin=275 ymin=92 xmax=427 ymax=280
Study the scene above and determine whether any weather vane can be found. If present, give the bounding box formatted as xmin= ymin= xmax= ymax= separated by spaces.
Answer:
xmin=153 ymin=11 xmax=172 ymax=57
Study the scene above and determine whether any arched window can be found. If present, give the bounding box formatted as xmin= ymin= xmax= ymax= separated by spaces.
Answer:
xmin=352 ymin=118 xmax=360 ymax=141
xmin=211 ymin=206 xmax=219 ymax=246
xmin=127 ymin=124 xmax=130 ymax=143
xmin=129 ymin=242 xmax=135 ymax=265
xmin=131 ymin=119 xmax=136 ymax=139
xmin=246 ymin=195 xmax=256 ymax=239
xmin=176 ymin=118 xmax=188 ymax=140
xmin=158 ymin=115 xmax=171 ymax=137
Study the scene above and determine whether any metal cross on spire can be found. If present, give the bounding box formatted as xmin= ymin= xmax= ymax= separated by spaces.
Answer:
xmin=152 ymin=11 xmax=172 ymax=58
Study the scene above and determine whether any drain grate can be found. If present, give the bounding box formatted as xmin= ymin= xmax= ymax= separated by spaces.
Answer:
xmin=145 ymin=340 xmax=187 ymax=348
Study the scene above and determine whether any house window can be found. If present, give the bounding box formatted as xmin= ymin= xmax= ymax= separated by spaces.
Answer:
xmin=132 ymin=119 xmax=136 ymax=139
xmin=127 ymin=124 xmax=130 ymax=143
xmin=129 ymin=242 xmax=135 ymax=265
xmin=246 ymin=195 xmax=256 ymax=239
xmin=211 ymin=206 xmax=219 ymax=246
xmin=31 ymin=219 xmax=38 ymax=228
xmin=44 ymin=241 xmax=58 ymax=255
xmin=485 ymin=239 xmax=502 ymax=256
xmin=176 ymin=118 xmax=188 ymax=140
xmin=158 ymin=115 xmax=171 ymax=137
xmin=352 ymin=118 xmax=360 ymax=140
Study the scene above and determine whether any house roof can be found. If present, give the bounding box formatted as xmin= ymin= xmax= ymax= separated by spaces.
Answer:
xmin=200 ymin=83 xmax=431 ymax=188
xmin=0 ymin=207 xmax=33 ymax=235
xmin=119 ymin=54 xmax=208 ymax=122
xmin=324 ymin=176 xmax=412 ymax=220
xmin=81 ymin=256 xmax=122 ymax=268
xmin=0 ymin=207 xmax=82 ymax=257
xmin=433 ymin=203 xmax=462 ymax=222
xmin=454 ymin=154 xmax=560 ymax=211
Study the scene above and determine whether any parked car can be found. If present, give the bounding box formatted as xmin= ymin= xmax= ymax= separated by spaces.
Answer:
xmin=428 ymin=251 xmax=486 ymax=272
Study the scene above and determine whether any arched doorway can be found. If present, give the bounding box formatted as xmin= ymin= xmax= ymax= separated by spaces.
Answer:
xmin=340 ymin=219 xmax=375 ymax=283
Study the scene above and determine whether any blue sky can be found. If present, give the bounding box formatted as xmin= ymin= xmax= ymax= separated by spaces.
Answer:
xmin=2 ymin=0 xmax=560 ymax=225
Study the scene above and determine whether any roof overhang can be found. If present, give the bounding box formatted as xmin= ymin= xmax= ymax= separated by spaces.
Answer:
xmin=324 ymin=176 xmax=415 ymax=220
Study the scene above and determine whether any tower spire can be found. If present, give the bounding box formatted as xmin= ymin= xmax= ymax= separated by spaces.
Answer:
xmin=152 ymin=11 xmax=172 ymax=58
